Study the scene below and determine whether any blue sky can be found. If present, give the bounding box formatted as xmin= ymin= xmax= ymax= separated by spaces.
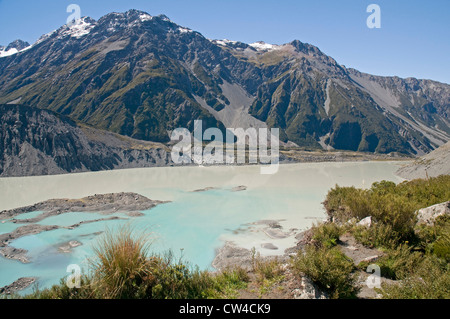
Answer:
xmin=0 ymin=0 xmax=449 ymax=84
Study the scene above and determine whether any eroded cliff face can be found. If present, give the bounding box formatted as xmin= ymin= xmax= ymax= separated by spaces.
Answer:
xmin=0 ymin=104 xmax=171 ymax=177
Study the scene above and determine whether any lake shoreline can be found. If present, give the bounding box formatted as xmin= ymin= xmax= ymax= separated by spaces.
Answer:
xmin=0 ymin=161 xmax=408 ymax=295
xmin=211 ymin=220 xmax=314 ymax=271
xmin=0 ymin=149 xmax=413 ymax=180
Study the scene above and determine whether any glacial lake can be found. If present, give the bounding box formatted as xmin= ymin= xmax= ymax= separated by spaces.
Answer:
xmin=0 ymin=162 xmax=407 ymax=294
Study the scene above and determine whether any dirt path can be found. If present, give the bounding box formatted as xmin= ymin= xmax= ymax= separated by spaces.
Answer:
xmin=338 ymin=233 xmax=398 ymax=299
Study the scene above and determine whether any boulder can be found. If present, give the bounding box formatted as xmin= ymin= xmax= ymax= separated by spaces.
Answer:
xmin=293 ymin=276 xmax=328 ymax=299
xmin=358 ymin=216 xmax=372 ymax=227
xmin=416 ymin=201 xmax=449 ymax=226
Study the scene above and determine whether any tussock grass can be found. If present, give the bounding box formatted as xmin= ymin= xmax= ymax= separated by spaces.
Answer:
xmin=89 ymin=225 xmax=154 ymax=299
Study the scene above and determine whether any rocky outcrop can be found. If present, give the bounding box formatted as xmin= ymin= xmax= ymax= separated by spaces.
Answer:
xmin=212 ymin=242 xmax=254 ymax=271
xmin=358 ymin=216 xmax=372 ymax=227
xmin=231 ymin=185 xmax=247 ymax=192
xmin=293 ymin=276 xmax=328 ymax=299
xmin=0 ymin=224 xmax=60 ymax=248
xmin=0 ymin=247 xmax=30 ymax=263
xmin=416 ymin=201 xmax=450 ymax=226
xmin=59 ymin=241 xmax=83 ymax=253
xmin=338 ymin=233 xmax=385 ymax=266
xmin=0 ymin=277 xmax=36 ymax=295
xmin=0 ymin=192 xmax=166 ymax=221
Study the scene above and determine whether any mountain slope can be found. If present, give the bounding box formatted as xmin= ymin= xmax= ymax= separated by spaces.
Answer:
xmin=396 ymin=141 xmax=450 ymax=180
xmin=0 ymin=9 xmax=448 ymax=155
xmin=0 ymin=104 xmax=171 ymax=177
xmin=221 ymin=40 xmax=449 ymax=154
xmin=0 ymin=11 xmax=230 ymax=142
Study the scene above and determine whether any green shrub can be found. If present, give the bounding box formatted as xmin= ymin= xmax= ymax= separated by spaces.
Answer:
xmin=323 ymin=176 xmax=450 ymax=242
xmin=415 ymin=215 xmax=450 ymax=262
xmin=25 ymin=275 xmax=94 ymax=299
xmin=370 ymin=180 xmax=397 ymax=196
xmin=352 ymin=223 xmax=400 ymax=250
xmin=380 ymin=256 xmax=450 ymax=299
xmin=311 ymin=222 xmax=343 ymax=248
xmin=292 ymin=246 xmax=359 ymax=299
xmin=323 ymin=186 xmax=362 ymax=222
xmin=251 ymin=248 xmax=283 ymax=284
xmin=149 ymin=254 xmax=214 ymax=299
xmin=374 ymin=245 xmax=424 ymax=280
xmin=433 ymin=233 xmax=450 ymax=262
xmin=369 ymin=193 xmax=417 ymax=237
xmin=395 ymin=175 xmax=450 ymax=209
xmin=209 ymin=267 xmax=250 ymax=299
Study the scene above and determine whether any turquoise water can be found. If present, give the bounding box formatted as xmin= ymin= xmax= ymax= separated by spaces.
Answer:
xmin=14 ymin=211 xmax=45 ymax=220
xmin=0 ymin=162 xmax=406 ymax=294
xmin=0 ymin=211 xmax=44 ymax=235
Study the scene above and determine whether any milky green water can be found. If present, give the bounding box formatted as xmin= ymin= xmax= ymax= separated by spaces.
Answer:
xmin=0 ymin=162 xmax=406 ymax=294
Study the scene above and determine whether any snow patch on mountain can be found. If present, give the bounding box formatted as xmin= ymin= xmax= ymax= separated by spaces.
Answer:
xmin=0 ymin=46 xmax=32 ymax=58
xmin=61 ymin=18 xmax=96 ymax=38
xmin=0 ymin=48 xmax=18 ymax=58
xmin=178 ymin=27 xmax=193 ymax=34
xmin=212 ymin=39 xmax=238 ymax=46
xmin=249 ymin=41 xmax=282 ymax=52
xmin=139 ymin=13 xmax=153 ymax=22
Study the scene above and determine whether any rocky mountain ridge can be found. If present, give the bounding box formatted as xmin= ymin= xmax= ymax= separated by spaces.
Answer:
xmin=0 ymin=9 xmax=448 ymax=157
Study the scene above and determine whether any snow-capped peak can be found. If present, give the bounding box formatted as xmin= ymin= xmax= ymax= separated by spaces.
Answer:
xmin=249 ymin=41 xmax=281 ymax=52
xmin=61 ymin=17 xmax=96 ymax=38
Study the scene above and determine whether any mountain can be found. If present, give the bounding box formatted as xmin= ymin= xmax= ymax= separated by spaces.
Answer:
xmin=0 ymin=39 xmax=30 ymax=58
xmin=0 ymin=104 xmax=171 ymax=177
xmin=396 ymin=141 xmax=450 ymax=180
xmin=0 ymin=9 xmax=448 ymax=155
xmin=5 ymin=39 xmax=30 ymax=51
